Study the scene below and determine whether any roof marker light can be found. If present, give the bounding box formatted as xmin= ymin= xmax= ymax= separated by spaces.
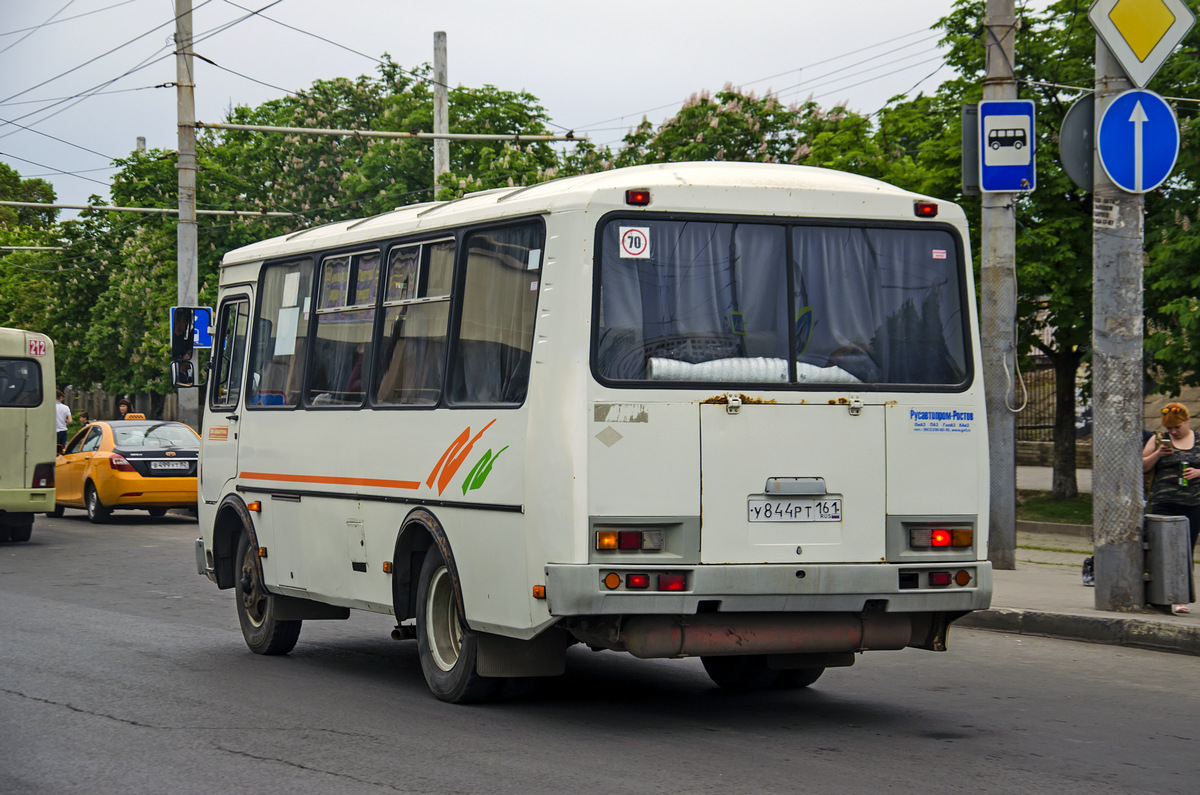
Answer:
xmin=626 ymin=189 xmax=651 ymax=206
xmin=914 ymin=201 xmax=938 ymax=218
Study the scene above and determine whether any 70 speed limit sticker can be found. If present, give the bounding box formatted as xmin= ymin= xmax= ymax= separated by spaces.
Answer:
xmin=618 ymin=226 xmax=651 ymax=259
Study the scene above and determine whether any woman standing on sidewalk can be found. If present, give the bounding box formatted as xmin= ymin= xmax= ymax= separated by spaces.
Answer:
xmin=1142 ymin=402 xmax=1200 ymax=614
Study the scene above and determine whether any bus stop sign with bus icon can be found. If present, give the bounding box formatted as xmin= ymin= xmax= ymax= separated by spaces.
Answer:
xmin=979 ymin=100 xmax=1036 ymax=193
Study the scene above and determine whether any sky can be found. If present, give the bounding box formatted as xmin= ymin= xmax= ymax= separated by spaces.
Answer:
xmin=0 ymin=0 xmax=1042 ymax=213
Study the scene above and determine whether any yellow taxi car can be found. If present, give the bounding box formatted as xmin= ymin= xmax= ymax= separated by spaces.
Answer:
xmin=49 ymin=415 xmax=199 ymax=522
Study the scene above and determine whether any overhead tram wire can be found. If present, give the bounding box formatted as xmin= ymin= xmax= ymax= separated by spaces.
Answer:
xmin=0 ymin=0 xmax=216 ymax=107
xmin=217 ymin=0 xmax=446 ymax=91
xmin=0 ymin=0 xmax=77 ymax=58
xmin=569 ymin=26 xmax=939 ymax=134
xmin=0 ymin=0 xmax=139 ymax=41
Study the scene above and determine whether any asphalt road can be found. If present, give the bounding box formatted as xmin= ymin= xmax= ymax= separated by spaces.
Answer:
xmin=2 ymin=514 xmax=1197 ymax=794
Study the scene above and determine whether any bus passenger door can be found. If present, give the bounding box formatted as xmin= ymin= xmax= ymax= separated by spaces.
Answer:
xmin=201 ymin=294 xmax=251 ymax=504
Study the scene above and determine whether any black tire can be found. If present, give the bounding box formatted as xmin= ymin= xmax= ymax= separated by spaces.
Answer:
xmin=147 ymin=508 xmax=168 ymax=517
xmin=701 ymin=655 xmax=780 ymax=691
xmin=4 ymin=522 xmax=33 ymax=543
xmin=774 ymin=667 xmax=825 ymax=689
xmin=416 ymin=545 xmax=500 ymax=703
xmin=46 ymin=505 xmax=64 ymax=518
xmin=85 ymin=483 xmax=110 ymax=524
xmin=235 ymin=531 xmax=302 ymax=655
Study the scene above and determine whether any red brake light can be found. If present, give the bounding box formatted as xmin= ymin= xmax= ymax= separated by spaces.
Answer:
xmin=931 ymin=529 xmax=952 ymax=548
xmin=929 ymin=571 xmax=952 ymax=587
xmin=626 ymin=573 xmax=650 ymax=589
xmin=657 ymin=573 xmax=687 ymax=591
xmin=914 ymin=201 xmax=938 ymax=218
xmin=625 ymin=189 xmax=651 ymax=206
xmin=109 ymin=454 xmax=136 ymax=472
xmin=618 ymin=531 xmax=642 ymax=550
xmin=31 ymin=463 xmax=55 ymax=488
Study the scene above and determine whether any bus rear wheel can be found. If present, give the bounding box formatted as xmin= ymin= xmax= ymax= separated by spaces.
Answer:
xmin=1 ymin=521 xmax=32 ymax=542
xmin=701 ymin=655 xmax=780 ymax=690
xmin=235 ymin=531 xmax=301 ymax=655
xmin=416 ymin=545 xmax=500 ymax=703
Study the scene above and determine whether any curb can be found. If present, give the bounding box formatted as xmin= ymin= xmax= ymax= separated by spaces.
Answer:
xmin=1016 ymin=520 xmax=1092 ymax=538
xmin=956 ymin=607 xmax=1200 ymax=657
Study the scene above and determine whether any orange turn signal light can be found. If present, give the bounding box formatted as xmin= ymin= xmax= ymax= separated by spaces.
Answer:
xmin=596 ymin=531 xmax=618 ymax=550
xmin=257 ymin=547 xmax=268 ymax=558
xmin=382 ymin=561 xmax=393 ymax=574
xmin=247 ymin=501 xmax=262 ymax=512
xmin=532 ymin=585 xmax=546 ymax=599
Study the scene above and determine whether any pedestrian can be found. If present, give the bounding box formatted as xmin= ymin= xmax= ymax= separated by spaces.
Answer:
xmin=1142 ymin=402 xmax=1200 ymax=614
xmin=78 ymin=411 xmax=90 ymax=426
xmin=116 ymin=397 xmax=133 ymax=419
xmin=54 ymin=390 xmax=71 ymax=448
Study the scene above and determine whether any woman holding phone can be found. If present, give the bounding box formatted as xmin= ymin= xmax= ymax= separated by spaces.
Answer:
xmin=1142 ymin=402 xmax=1200 ymax=613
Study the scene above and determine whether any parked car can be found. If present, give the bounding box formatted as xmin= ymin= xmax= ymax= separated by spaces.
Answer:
xmin=49 ymin=418 xmax=199 ymax=522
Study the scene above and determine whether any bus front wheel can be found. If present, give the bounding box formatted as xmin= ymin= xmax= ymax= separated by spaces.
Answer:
xmin=701 ymin=655 xmax=780 ymax=690
xmin=235 ymin=532 xmax=301 ymax=655
xmin=416 ymin=545 xmax=500 ymax=703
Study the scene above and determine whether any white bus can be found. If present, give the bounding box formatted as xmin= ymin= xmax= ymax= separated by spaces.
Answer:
xmin=184 ymin=162 xmax=992 ymax=702
xmin=0 ymin=327 xmax=56 ymax=542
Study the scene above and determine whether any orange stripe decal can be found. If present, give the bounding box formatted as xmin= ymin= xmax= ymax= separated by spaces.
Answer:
xmin=239 ymin=471 xmax=420 ymax=490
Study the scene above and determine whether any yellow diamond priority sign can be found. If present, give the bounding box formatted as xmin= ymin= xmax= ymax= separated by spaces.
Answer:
xmin=1090 ymin=0 xmax=1196 ymax=87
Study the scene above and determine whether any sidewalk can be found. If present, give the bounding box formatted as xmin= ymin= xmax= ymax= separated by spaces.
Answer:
xmin=958 ymin=466 xmax=1200 ymax=655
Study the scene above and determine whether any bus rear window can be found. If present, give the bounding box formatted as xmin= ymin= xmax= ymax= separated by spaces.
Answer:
xmin=0 ymin=358 xmax=42 ymax=406
xmin=594 ymin=218 xmax=968 ymax=389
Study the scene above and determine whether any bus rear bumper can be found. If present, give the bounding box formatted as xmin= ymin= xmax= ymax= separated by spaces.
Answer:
xmin=543 ymin=561 xmax=993 ymax=617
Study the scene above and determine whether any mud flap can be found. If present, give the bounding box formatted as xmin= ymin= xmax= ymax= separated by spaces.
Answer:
xmin=476 ymin=628 xmax=571 ymax=677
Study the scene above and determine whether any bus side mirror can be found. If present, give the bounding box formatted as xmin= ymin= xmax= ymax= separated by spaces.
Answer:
xmin=171 ymin=307 xmax=195 ymax=360
xmin=170 ymin=305 xmax=210 ymax=388
xmin=172 ymin=360 xmax=195 ymax=388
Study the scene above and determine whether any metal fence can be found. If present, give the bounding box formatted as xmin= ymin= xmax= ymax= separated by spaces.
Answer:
xmin=1016 ymin=354 xmax=1092 ymax=442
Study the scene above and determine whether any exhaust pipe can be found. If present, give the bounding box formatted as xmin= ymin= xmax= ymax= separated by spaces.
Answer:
xmin=619 ymin=612 xmax=912 ymax=659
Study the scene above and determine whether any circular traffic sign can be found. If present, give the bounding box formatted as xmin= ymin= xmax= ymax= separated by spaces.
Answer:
xmin=1096 ymin=89 xmax=1179 ymax=194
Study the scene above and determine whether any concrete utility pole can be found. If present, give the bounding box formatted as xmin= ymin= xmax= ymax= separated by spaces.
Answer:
xmin=981 ymin=0 xmax=1018 ymax=570
xmin=1091 ymin=40 xmax=1145 ymax=612
xmin=175 ymin=0 xmax=199 ymax=431
xmin=433 ymin=31 xmax=450 ymax=191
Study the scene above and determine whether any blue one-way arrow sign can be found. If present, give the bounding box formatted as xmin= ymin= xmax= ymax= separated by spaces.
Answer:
xmin=1096 ymin=89 xmax=1179 ymax=194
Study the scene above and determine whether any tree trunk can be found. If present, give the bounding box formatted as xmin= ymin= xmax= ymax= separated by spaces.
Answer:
xmin=1051 ymin=351 xmax=1081 ymax=499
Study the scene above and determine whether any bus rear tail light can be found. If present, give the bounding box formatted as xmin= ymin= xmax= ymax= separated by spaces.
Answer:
xmin=596 ymin=529 xmax=666 ymax=551
xmin=928 ymin=571 xmax=952 ymax=587
xmin=657 ymin=573 xmax=687 ymax=591
xmin=31 ymin=463 xmax=54 ymax=488
xmin=618 ymin=531 xmax=641 ymax=550
xmin=109 ymin=454 xmax=136 ymax=472
xmin=909 ymin=527 xmax=973 ymax=549
xmin=626 ymin=573 xmax=650 ymax=589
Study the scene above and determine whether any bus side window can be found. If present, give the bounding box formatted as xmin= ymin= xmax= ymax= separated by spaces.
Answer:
xmin=211 ymin=299 xmax=250 ymax=409
xmin=307 ymin=252 xmax=378 ymax=407
xmin=448 ymin=224 xmax=542 ymax=405
xmin=375 ymin=240 xmax=455 ymax=406
xmin=247 ymin=259 xmax=313 ymax=408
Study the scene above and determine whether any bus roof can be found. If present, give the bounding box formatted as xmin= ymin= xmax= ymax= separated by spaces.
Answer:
xmin=220 ymin=161 xmax=959 ymax=267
